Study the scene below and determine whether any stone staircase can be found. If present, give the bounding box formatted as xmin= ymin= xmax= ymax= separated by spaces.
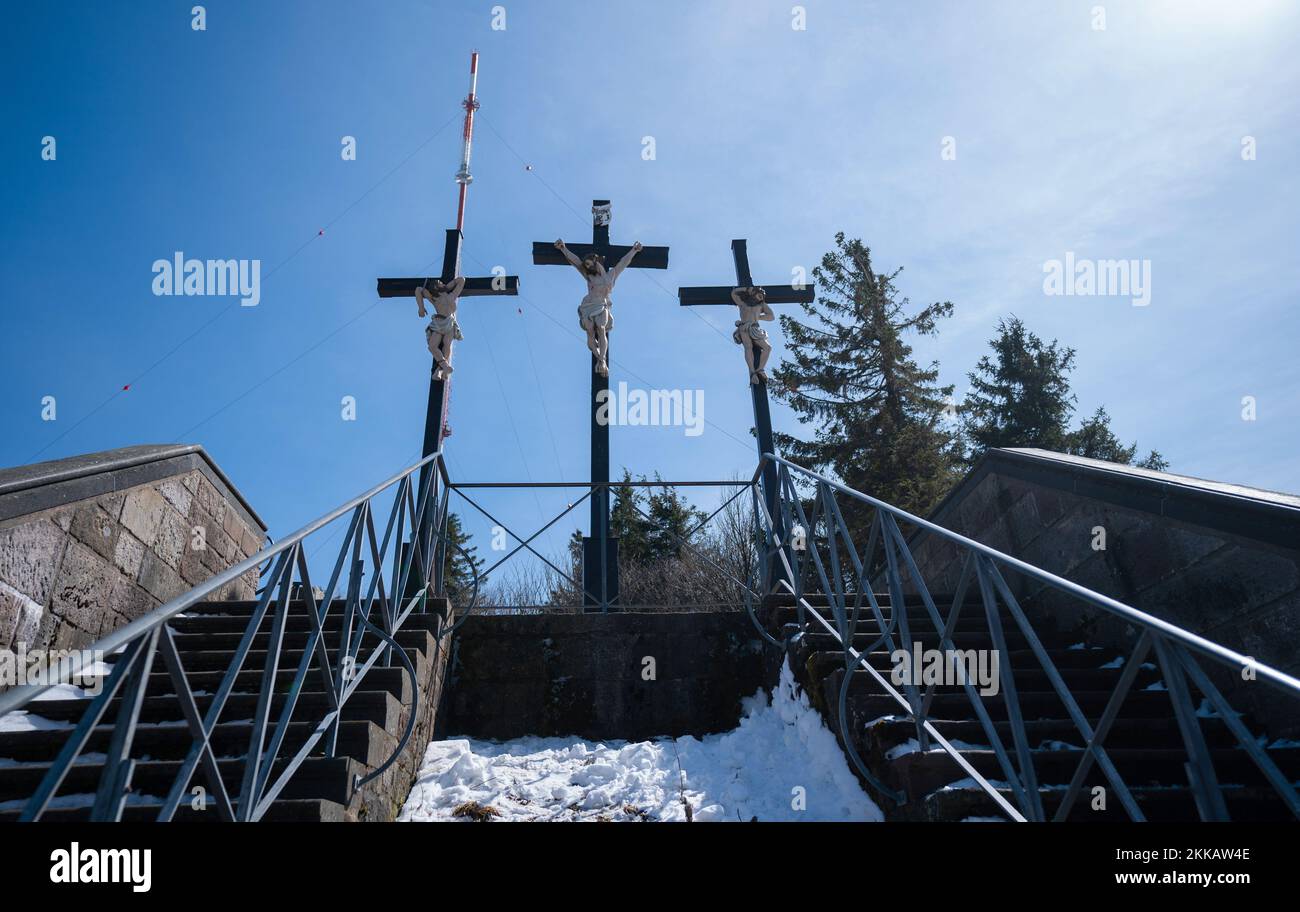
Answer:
xmin=767 ymin=592 xmax=1300 ymax=821
xmin=0 ymin=596 xmax=452 ymax=822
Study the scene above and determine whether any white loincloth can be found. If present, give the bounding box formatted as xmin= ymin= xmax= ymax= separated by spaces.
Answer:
xmin=426 ymin=314 xmax=463 ymax=341
xmin=578 ymin=298 xmax=611 ymax=329
xmin=733 ymin=320 xmax=769 ymax=345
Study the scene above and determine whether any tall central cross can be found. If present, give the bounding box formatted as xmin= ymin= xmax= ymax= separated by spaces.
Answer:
xmin=532 ymin=200 xmax=669 ymax=611
xmin=678 ymin=239 xmax=814 ymax=590
xmin=377 ymin=228 xmax=519 ymax=579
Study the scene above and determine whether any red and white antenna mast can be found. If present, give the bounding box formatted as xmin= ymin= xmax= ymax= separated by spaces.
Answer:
xmin=453 ymin=51 xmax=480 ymax=232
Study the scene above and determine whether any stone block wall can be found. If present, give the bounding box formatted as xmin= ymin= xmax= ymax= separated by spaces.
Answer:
xmin=445 ymin=610 xmax=770 ymax=741
xmin=0 ymin=445 xmax=266 ymax=653
xmin=352 ymin=603 xmax=455 ymax=821
xmin=907 ymin=448 xmax=1300 ymax=735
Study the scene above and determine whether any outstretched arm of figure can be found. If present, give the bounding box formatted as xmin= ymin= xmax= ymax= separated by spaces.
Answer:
xmin=757 ymin=301 xmax=775 ymax=321
xmin=610 ymin=241 xmax=643 ymax=281
xmin=730 ymin=287 xmax=749 ymax=308
xmin=554 ymin=239 xmax=586 ymax=275
xmin=415 ymin=286 xmax=430 ymax=319
xmin=448 ymin=276 xmax=466 ymax=298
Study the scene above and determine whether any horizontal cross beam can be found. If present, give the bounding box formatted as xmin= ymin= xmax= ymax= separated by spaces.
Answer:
xmin=531 ymin=242 xmax=669 ymax=270
xmin=376 ymin=276 xmax=519 ymax=298
xmin=677 ymin=284 xmax=813 ymax=306
xmin=376 ymin=229 xmax=519 ymax=298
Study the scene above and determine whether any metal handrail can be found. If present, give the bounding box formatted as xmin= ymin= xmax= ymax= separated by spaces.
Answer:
xmin=0 ymin=451 xmax=442 ymax=712
xmin=760 ymin=452 xmax=1300 ymax=696
xmin=0 ymin=449 xmax=479 ymax=821
xmin=751 ymin=451 xmax=1300 ymax=821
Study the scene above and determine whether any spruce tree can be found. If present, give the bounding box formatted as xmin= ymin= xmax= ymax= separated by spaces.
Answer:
xmin=1067 ymin=406 xmax=1167 ymax=471
xmin=441 ymin=512 xmax=484 ymax=606
xmin=609 ymin=470 xmax=652 ymax=563
xmin=772 ymin=233 xmax=961 ymax=521
xmin=544 ymin=530 xmax=586 ymax=607
xmin=644 ymin=479 xmax=708 ymax=560
xmin=961 ymin=316 xmax=1076 ymax=462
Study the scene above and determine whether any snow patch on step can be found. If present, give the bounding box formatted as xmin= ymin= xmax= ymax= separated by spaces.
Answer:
xmin=0 ymin=711 xmax=74 ymax=733
xmin=941 ymin=777 xmax=1012 ymax=791
xmin=884 ymin=737 xmax=988 ymax=760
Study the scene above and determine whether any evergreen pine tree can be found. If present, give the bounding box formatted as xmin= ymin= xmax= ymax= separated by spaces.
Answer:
xmin=547 ymin=529 xmax=585 ymax=607
xmin=1066 ymin=406 xmax=1167 ymax=471
xmin=961 ymin=316 xmax=1077 ymax=463
xmin=772 ymin=233 xmax=962 ymax=521
xmin=441 ymin=512 xmax=484 ymax=606
xmin=644 ymin=478 xmax=708 ymax=560
xmin=609 ymin=470 xmax=652 ymax=563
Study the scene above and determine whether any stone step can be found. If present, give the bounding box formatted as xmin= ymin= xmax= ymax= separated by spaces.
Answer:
xmin=863 ymin=715 xmax=1246 ymax=752
xmin=800 ymin=643 xmax=1110 ymax=670
xmin=0 ymin=755 xmax=363 ymax=806
xmin=14 ymin=688 xmax=401 ymax=730
xmin=184 ymin=598 xmax=447 ymax=619
xmin=771 ymin=604 xmax=981 ymax=625
xmin=0 ymin=718 xmax=387 ymax=767
xmin=168 ymin=625 xmax=435 ymax=654
xmin=0 ymin=797 xmax=350 ymax=823
xmin=842 ymin=687 xmax=1179 ymax=722
xmin=163 ymin=640 xmax=432 ymax=673
xmin=807 ymin=653 xmax=1160 ymax=693
xmin=779 ymin=613 xmax=1006 ymax=636
xmin=795 ymin=628 xmax=1072 ymax=652
xmin=141 ymin=665 xmax=411 ymax=701
xmin=887 ymin=745 xmax=1300 ymax=798
xmin=765 ymin=593 xmax=968 ymax=609
xmin=170 ymin=611 xmax=420 ymax=636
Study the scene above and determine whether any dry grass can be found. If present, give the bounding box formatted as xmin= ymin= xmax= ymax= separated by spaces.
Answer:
xmin=451 ymin=800 xmax=501 ymax=822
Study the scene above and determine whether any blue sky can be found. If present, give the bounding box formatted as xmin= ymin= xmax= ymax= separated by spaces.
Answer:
xmin=2 ymin=1 xmax=1298 ymax=580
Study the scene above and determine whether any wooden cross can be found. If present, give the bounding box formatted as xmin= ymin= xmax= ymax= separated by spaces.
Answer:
xmin=378 ymin=228 xmax=519 ymax=456
xmin=377 ymin=228 xmax=519 ymax=585
xmin=677 ymin=239 xmax=814 ymax=590
xmin=531 ymin=200 xmax=670 ymax=612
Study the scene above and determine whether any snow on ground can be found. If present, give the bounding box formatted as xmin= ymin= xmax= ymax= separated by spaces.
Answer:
xmin=400 ymin=661 xmax=883 ymax=822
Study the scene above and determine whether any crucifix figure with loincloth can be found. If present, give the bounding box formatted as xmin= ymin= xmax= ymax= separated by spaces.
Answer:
xmin=415 ymin=274 xmax=466 ymax=380
xmin=532 ymin=200 xmax=670 ymax=611
xmin=730 ymin=285 xmax=775 ymax=385
xmin=678 ymin=239 xmax=814 ymax=590
xmin=377 ymin=229 xmax=519 ymax=589
xmin=552 ymin=238 xmax=643 ymax=378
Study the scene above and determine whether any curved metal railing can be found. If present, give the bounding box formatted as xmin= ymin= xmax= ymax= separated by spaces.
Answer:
xmin=747 ymin=452 xmax=1300 ymax=822
xmin=0 ymin=449 xmax=478 ymax=821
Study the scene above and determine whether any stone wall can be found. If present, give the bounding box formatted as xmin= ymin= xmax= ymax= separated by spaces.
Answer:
xmin=352 ymin=603 xmax=455 ymax=821
xmin=907 ymin=448 xmax=1300 ymax=735
xmin=0 ymin=445 xmax=266 ymax=653
xmin=446 ymin=610 xmax=770 ymax=741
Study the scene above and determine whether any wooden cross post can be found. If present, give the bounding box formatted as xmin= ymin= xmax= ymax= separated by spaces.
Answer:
xmin=532 ymin=200 xmax=669 ymax=611
xmin=678 ymin=239 xmax=814 ymax=592
xmin=377 ymin=228 xmax=519 ymax=589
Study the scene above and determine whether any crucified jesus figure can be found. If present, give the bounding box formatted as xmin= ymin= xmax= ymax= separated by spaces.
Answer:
xmin=415 ymin=275 xmax=466 ymax=380
xmin=731 ymin=285 xmax=774 ymax=384
xmin=554 ymin=239 xmax=642 ymax=377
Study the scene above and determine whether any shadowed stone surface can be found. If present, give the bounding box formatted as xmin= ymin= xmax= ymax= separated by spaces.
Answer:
xmin=445 ymin=610 xmax=770 ymax=741
xmin=908 ymin=448 xmax=1300 ymax=736
xmin=350 ymin=602 xmax=456 ymax=822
